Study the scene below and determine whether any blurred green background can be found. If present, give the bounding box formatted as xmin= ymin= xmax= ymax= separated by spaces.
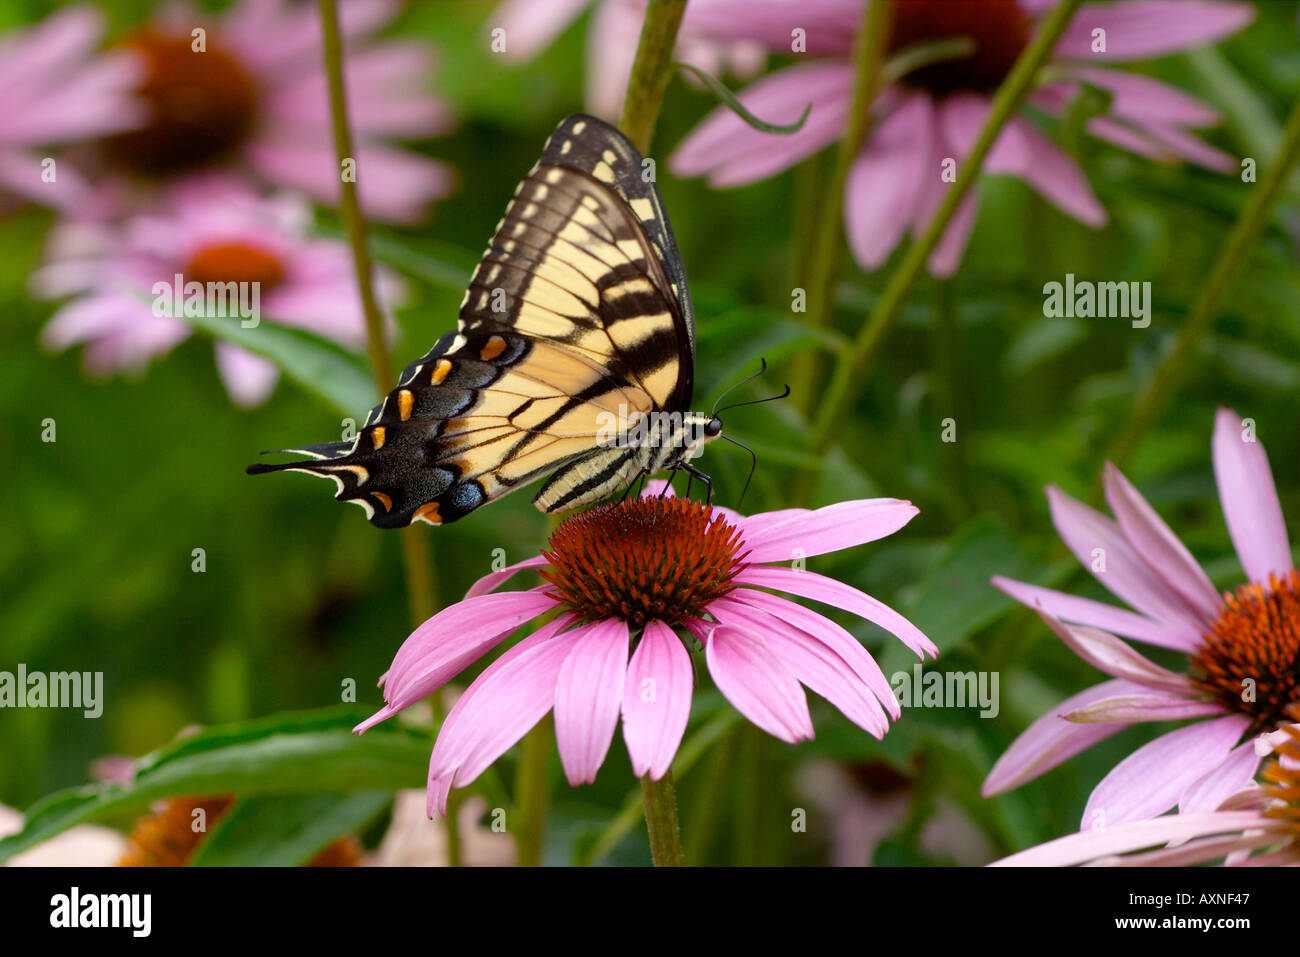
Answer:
xmin=2 ymin=0 xmax=1299 ymax=865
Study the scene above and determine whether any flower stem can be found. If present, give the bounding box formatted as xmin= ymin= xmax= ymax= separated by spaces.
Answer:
xmin=641 ymin=771 xmax=685 ymax=866
xmin=619 ymin=0 xmax=689 ymax=153
xmin=1106 ymin=92 xmax=1300 ymax=467
xmin=514 ymin=715 xmax=552 ymax=867
xmin=790 ymin=0 xmax=894 ymax=411
xmin=799 ymin=0 xmax=1082 ymax=490
xmin=318 ymin=0 xmax=451 ymax=861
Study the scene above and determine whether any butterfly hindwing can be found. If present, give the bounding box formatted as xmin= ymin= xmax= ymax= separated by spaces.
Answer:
xmin=248 ymin=114 xmax=696 ymax=526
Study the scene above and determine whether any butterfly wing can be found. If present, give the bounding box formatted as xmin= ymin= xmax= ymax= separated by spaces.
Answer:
xmin=248 ymin=114 xmax=697 ymax=527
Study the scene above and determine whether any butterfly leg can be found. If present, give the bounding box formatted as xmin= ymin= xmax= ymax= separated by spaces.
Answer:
xmin=683 ymin=463 xmax=713 ymax=505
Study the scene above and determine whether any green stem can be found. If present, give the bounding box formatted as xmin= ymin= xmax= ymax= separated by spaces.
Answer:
xmin=1106 ymin=91 xmax=1300 ymax=467
xmin=619 ymin=0 xmax=689 ymax=154
xmin=641 ymin=771 xmax=685 ymax=866
xmin=800 ymin=0 xmax=1082 ymax=487
xmin=317 ymin=0 xmax=449 ymax=860
xmin=514 ymin=715 xmax=552 ymax=867
xmin=790 ymin=0 xmax=894 ymax=411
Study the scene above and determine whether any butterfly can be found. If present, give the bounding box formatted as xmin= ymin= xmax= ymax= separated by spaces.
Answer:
xmin=248 ymin=114 xmax=725 ymax=527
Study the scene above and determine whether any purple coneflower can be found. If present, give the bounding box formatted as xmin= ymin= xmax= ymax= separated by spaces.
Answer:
xmin=356 ymin=483 xmax=935 ymax=815
xmin=0 ymin=7 xmax=144 ymax=211
xmin=670 ymin=0 xmax=1252 ymax=275
xmin=986 ymin=409 xmax=1299 ymax=829
xmin=33 ymin=175 xmax=402 ymax=406
xmin=992 ymin=719 xmax=1300 ymax=865
xmin=493 ymin=0 xmax=766 ymax=121
xmin=90 ymin=0 xmax=452 ymax=224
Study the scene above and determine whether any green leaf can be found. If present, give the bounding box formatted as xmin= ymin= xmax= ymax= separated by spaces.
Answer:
xmin=675 ymin=62 xmax=810 ymax=134
xmin=190 ymin=791 xmax=390 ymax=866
xmin=0 ymin=707 xmax=429 ymax=864
xmin=181 ymin=312 xmax=378 ymax=416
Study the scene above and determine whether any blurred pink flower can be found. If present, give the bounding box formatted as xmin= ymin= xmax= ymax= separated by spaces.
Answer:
xmin=356 ymin=482 xmax=935 ymax=816
xmin=492 ymin=0 xmax=766 ymax=120
xmin=986 ymin=409 xmax=1299 ymax=829
xmin=91 ymin=0 xmax=453 ymax=224
xmin=33 ymin=175 xmax=403 ymax=406
xmin=670 ymin=0 xmax=1253 ymax=275
xmin=992 ymin=720 xmax=1300 ymax=865
xmin=0 ymin=6 xmax=144 ymax=211
xmin=0 ymin=804 xmax=126 ymax=867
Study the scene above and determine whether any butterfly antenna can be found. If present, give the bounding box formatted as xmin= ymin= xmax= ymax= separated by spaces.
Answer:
xmin=710 ymin=357 xmax=768 ymax=417
xmin=714 ymin=383 xmax=791 ymax=416
xmin=720 ymin=434 xmax=758 ymax=509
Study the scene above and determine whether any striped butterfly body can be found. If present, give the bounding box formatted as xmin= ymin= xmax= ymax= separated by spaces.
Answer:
xmin=248 ymin=114 xmax=722 ymax=527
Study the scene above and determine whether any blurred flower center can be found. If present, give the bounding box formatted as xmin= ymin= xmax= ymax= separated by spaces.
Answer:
xmin=541 ymin=496 xmax=745 ymax=627
xmin=103 ymin=28 xmax=260 ymax=175
xmin=1190 ymin=569 xmax=1300 ymax=733
xmin=889 ymin=0 xmax=1032 ymax=96
xmin=185 ymin=241 xmax=286 ymax=290
xmin=118 ymin=795 xmax=362 ymax=867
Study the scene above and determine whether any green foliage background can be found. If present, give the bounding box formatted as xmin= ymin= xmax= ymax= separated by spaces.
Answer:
xmin=2 ymin=0 xmax=1299 ymax=865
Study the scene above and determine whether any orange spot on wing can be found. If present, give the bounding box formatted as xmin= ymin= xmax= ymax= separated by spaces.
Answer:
xmin=431 ymin=359 xmax=452 ymax=384
xmin=480 ymin=336 xmax=507 ymax=361
xmin=370 ymin=426 xmax=386 ymax=450
xmin=414 ymin=502 xmax=442 ymax=525
xmin=372 ymin=491 xmax=392 ymax=511
xmin=398 ymin=389 xmax=414 ymax=421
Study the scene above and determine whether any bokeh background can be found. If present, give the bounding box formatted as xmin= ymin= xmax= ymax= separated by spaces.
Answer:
xmin=2 ymin=0 xmax=1299 ymax=865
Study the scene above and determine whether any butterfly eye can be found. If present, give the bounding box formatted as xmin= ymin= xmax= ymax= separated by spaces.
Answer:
xmin=704 ymin=417 xmax=722 ymax=437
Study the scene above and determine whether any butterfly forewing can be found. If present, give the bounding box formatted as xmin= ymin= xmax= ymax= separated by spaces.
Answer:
xmin=248 ymin=114 xmax=698 ymax=527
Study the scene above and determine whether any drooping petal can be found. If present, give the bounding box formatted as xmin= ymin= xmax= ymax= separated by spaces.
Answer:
xmin=1065 ymin=692 xmax=1225 ymax=723
xmin=554 ymin=618 xmax=630 ymax=786
xmin=492 ymin=0 xmax=593 ymax=62
xmin=844 ymin=90 xmax=934 ymax=270
xmin=1102 ymin=462 xmax=1220 ymax=621
xmin=1212 ymin=407 xmax=1293 ymax=584
xmin=1053 ymin=2 xmax=1254 ymax=61
xmin=991 ymin=575 xmax=1198 ymax=651
xmin=704 ymin=624 xmax=814 ymax=743
xmin=739 ymin=498 xmax=919 ymax=564
xmin=1034 ymin=611 xmax=1201 ymax=695
xmin=464 ymin=555 xmax=551 ymax=599
xmin=1046 ymin=485 xmax=1206 ymax=634
xmin=734 ymin=564 xmax=936 ymax=659
xmin=711 ymin=597 xmax=888 ymax=738
xmin=1179 ymin=739 xmax=1264 ymax=814
xmin=1082 ymin=714 xmax=1250 ymax=828
xmin=720 ymin=589 xmax=900 ymax=718
xmin=621 ymin=620 xmax=694 ymax=779
xmin=982 ymin=679 xmax=1145 ymax=796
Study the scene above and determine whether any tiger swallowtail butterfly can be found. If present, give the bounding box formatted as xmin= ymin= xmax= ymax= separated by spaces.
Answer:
xmin=248 ymin=114 xmax=722 ymax=527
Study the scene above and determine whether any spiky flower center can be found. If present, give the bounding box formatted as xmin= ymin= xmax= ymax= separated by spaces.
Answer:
xmin=185 ymin=241 xmax=286 ymax=291
xmin=541 ymin=496 xmax=746 ymax=627
xmin=1190 ymin=569 xmax=1300 ymax=733
xmin=104 ymin=28 xmax=259 ymax=175
xmin=889 ymin=0 xmax=1032 ymax=96
xmin=1262 ymin=720 xmax=1300 ymax=839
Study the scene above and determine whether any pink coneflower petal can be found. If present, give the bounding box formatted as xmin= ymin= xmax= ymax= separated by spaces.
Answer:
xmin=991 ymin=575 xmax=1197 ymax=651
xmin=382 ymin=587 xmax=559 ymax=711
xmin=1054 ymin=1 xmax=1254 ymax=61
xmin=701 ymin=601 xmax=888 ymax=738
xmin=1065 ymin=691 xmax=1225 ymax=723
xmin=621 ymin=620 xmax=693 ymax=780
xmin=669 ymin=62 xmax=853 ymax=184
xmin=1082 ymin=713 xmax=1250 ymax=827
xmin=465 ymin=555 xmax=552 ymax=599
xmin=1035 ymin=611 xmax=1199 ymax=695
xmin=740 ymin=498 xmax=918 ymax=563
xmin=555 ymin=618 xmax=630 ymax=785
xmin=704 ymin=624 xmax=814 ymax=743
xmin=942 ymin=95 xmax=1107 ymax=227
xmin=982 ymin=678 xmax=1146 ymax=796
xmin=214 ymin=343 xmax=280 ymax=408
xmin=719 ymin=589 xmax=901 ymax=718
xmin=1064 ymin=68 xmax=1221 ymax=127
xmin=493 ymin=0 xmax=593 ymax=62
xmin=1046 ymin=485 xmax=1205 ymax=634
xmin=1212 ymin=407 xmax=1293 ymax=584
xmin=988 ymin=810 xmax=1270 ymax=866
xmin=845 ymin=90 xmax=934 ymax=270
xmin=1101 ymin=462 xmax=1220 ymax=621
xmin=1179 ymin=739 xmax=1264 ymax=814
xmin=735 ymin=564 xmax=937 ymax=660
